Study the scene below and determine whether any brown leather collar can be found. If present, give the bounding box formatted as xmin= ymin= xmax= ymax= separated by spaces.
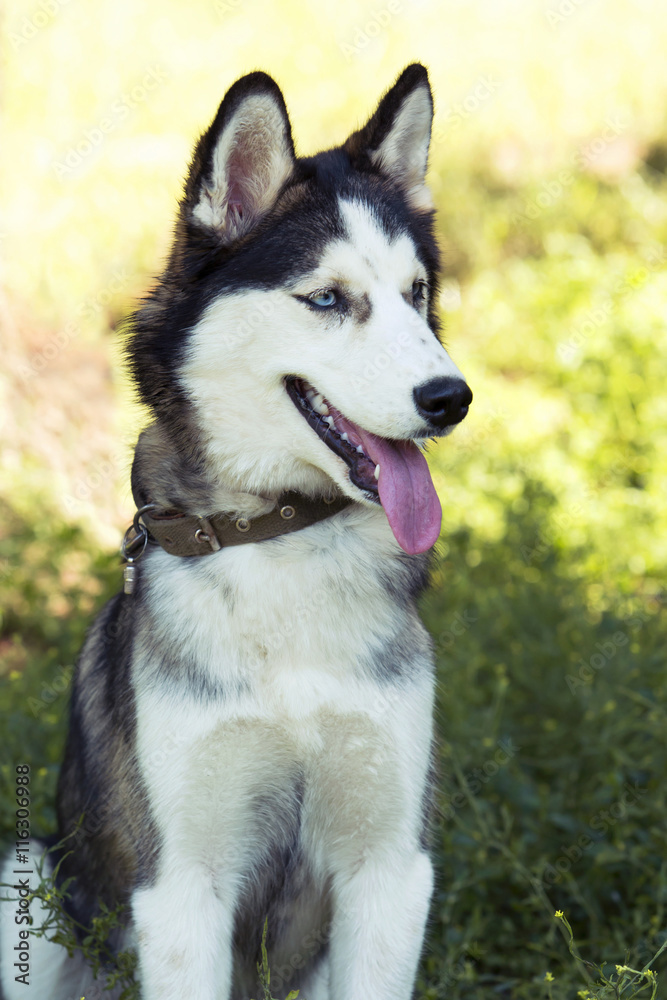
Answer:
xmin=136 ymin=490 xmax=353 ymax=559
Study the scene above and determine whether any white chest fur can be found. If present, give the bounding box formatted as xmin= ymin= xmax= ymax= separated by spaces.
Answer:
xmin=132 ymin=510 xmax=435 ymax=879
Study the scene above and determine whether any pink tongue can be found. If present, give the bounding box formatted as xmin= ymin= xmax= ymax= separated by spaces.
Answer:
xmin=353 ymin=426 xmax=442 ymax=555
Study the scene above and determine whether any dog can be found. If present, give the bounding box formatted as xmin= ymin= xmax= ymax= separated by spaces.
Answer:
xmin=1 ymin=63 xmax=471 ymax=1000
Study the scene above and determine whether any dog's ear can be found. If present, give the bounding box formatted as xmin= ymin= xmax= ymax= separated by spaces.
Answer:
xmin=184 ymin=72 xmax=296 ymax=241
xmin=344 ymin=63 xmax=434 ymax=212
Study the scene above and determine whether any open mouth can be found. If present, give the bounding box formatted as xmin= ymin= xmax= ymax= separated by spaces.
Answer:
xmin=285 ymin=377 xmax=380 ymax=499
xmin=284 ymin=376 xmax=442 ymax=555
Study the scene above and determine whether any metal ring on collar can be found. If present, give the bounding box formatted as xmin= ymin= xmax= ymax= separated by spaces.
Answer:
xmin=280 ymin=505 xmax=296 ymax=520
xmin=121 ymin=503 xmax=158 ymax=563
xmin=235 ymin=518 xmax=251 ymax=532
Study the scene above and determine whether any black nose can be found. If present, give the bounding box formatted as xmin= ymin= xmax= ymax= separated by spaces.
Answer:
xmin=413 ymin=377 xmax=473 ymax=430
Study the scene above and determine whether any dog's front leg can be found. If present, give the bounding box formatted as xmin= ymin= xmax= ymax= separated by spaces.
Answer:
xmin=131 ymin=862 xmax=234 ymax=1000
xmin=328 ymin=850 xmax=434 ymax=1000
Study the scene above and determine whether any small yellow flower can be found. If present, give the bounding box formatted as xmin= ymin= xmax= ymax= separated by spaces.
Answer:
xmin=555 ymin=909 xmax=564 ymax=918
xmin=545 ymin=971 xmax=555 ymax=982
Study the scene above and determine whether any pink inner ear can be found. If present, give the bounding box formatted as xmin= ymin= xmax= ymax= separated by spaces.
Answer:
xmin=226 ymin=149 xmax=252 ymax=226
xmin=228 ymin=196 xmax=244 ymax=221
xmin=226 ymin=177 xmax=246 ymax=226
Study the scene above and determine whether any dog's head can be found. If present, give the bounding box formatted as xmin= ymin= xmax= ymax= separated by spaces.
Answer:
xmin=129 ymin=65 xmax=471 ymax=554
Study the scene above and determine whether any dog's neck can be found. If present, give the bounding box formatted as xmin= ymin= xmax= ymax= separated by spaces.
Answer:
xmin=130 ymin=420 xmax=344 ymax=521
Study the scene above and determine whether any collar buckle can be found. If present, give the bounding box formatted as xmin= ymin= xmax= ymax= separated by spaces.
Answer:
xmin=195 ymin=516 xmax=222 ymax=551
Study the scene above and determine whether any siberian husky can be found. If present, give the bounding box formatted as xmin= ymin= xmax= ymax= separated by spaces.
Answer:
xmin=1 ymin=64 xmax=472 ymax=1000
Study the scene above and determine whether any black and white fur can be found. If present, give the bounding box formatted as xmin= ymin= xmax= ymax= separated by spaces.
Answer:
xmin=1 ymin=64 xmax=472 ymax=1000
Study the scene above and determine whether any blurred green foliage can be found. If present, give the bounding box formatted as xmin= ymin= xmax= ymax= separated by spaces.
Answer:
xmin=2 ymin=1 xmax=667 ymax=996
xmin=2 ymin=155 xmax=665 ymax=997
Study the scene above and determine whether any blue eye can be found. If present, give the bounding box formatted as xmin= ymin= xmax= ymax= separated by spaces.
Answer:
xmin=309 ymin=289 xmax=337 ymax=308
xmin=412 ymin=280 xmax=428 ymax=307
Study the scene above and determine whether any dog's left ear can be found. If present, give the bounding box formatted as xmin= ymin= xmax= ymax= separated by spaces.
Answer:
xmin=184 ymin=71 xmax=296 ymax=241
xmin=344 ymin=63 xmax=434 ymax=212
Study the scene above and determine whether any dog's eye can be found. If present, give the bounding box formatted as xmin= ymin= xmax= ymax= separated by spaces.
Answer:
xmin=308 ymin=289 xmax=337 ymax=308
xmin=412 ymin=280 xmax=428 ymax=307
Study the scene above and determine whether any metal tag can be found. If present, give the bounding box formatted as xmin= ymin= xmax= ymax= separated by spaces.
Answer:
xmin=123 ymin=564 xmax=137 ymax=595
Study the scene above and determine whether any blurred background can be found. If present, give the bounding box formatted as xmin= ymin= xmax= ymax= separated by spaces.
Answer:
xmin=1 ymin=0 xmax=666 ymax=997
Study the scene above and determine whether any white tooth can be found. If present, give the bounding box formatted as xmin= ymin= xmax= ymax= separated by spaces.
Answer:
xmin=340 ymin=432 xmax=349 ymax=442
xmin=356 ymin=445 xmax=364 ymax=454
xmin=374 ymin=465 xmax=380 ymax=480
xmin=325 ymin=416 xmax=335 ymax=428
